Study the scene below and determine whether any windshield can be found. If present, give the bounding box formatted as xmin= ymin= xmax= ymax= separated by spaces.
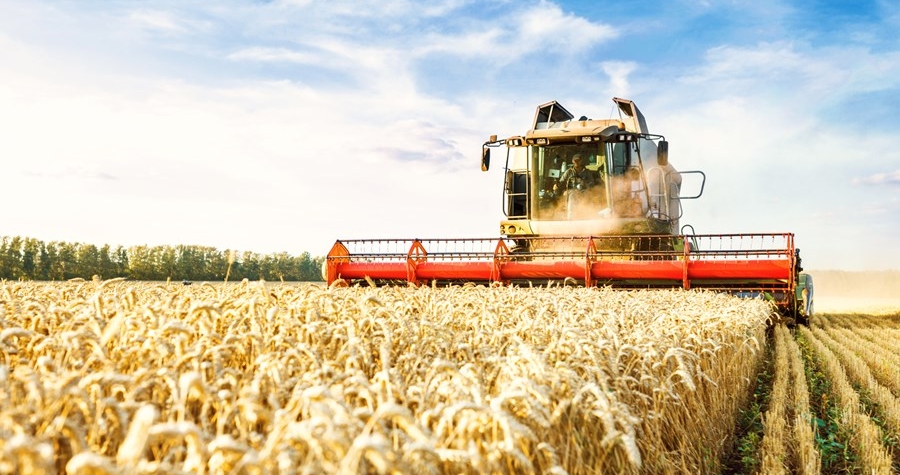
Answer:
xmin=529 ymin=139 xmax=664 ymax=220
xmin=531 ymin=143 xmax=615 ymax=220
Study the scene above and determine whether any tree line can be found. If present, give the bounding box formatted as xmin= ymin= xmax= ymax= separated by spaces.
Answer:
xmin=0 ymin=236 xmax=324 ymax=282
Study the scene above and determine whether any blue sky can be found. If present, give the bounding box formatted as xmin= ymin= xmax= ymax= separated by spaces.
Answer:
xmin=1 ymin=0 xmax=898 ymax=271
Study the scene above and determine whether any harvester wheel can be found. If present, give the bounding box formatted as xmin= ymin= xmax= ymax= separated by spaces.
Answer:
xmin=785 ymin=301 xmax=809 ymax=327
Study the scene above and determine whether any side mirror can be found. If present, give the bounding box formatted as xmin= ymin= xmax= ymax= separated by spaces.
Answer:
xmin=481 ymin=147 xmax=491 ymax=171
xmin=657 ymin=140 xmax=669 ymax=166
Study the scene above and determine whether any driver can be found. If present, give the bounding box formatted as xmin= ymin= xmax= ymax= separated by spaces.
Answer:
xmin=554 ymin=154 xmax=599 ymax=219
xmin=555 ymin=154 xmax=596 ymax=192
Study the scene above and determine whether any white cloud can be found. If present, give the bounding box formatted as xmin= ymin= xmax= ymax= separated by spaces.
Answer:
xmin=227 ymin=47 xmax=319 ymax=64
xmin=0 ymin=26 xmax=499 ymax=255
xmin=129 ymin=10 xmax=184 ymax=32
xmin=127 ymin=9 xmax=212 ymax=35
xmin=853 ymin=170 xmax=900 ymax=186
xmin=413 ymin=2 xmax=617 ymax=60
xmin=601 ymin=61 xmax=637 ymax=98
xmin=272 ymin=0 xmax=473 ymax=19
xmin=680 ymin=41 xmax=900 ymax=106
xmin=518 ymin=2 xmax=617 ymax=49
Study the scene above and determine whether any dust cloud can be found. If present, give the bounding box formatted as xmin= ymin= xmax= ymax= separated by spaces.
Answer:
xmin=544 ymin=174 xmax=649 ymax=223
xmin=811 ymin=269 xmax=900 ymax=315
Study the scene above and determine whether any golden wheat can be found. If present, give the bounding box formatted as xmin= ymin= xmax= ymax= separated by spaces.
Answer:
xmin=0 ymin=280 xmax=772 ymax=474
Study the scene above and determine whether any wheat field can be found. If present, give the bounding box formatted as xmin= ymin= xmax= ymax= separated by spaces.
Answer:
xmin=4 ymin=279 xmax=900 ymax=474
xmin=0 ymin=279 xmax=780 ymax=474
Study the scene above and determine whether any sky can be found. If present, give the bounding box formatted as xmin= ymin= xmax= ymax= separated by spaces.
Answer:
xmin=1 ymin=0 xmax=898 ymax=271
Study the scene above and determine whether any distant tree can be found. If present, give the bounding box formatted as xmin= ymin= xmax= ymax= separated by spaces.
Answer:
xmin=77 ymin=244 xmax=100 ymax=278
xmin=42 ymin=242 xmax=60 ymax=280
xmin=57 ymin=242 xmax=78 ymax=279
xmin=296 ymin=252 xmax=320 ymax=281
xmin=128 ymin=245 xmax=154 ymax=280
xmin=206 ymin=247 xmax=228 ymax=280
xmin=238 ymin=251 xmax=261 ymax=281
xmin=0 ymin=235 xmax=324 ymax=281
xmin=175 ymin=245 xmax=194 ymax=280
xmin=114 ymin=246 xmax=129 ymax=278
xmin=98 ymin=244 xmax=119 ymax=278
xmin=0 ymin=237 xmax=23 ymax=279
xmin=157 ymin=246 xmax=177 ymax=280
xmin=20 ymin=238 xmax=40 ymax=279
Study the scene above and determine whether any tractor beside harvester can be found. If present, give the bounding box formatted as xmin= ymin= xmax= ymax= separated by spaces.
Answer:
xmin=325 ymin=98 xmax=813 ymax=324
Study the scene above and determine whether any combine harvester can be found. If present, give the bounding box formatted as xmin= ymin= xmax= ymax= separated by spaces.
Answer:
xmin=325 ymin=98 xmax=813 ymax=323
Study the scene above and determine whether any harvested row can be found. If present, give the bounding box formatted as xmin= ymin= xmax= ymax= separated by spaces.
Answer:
xmin=815 ymin=313 xmax=900 ymax=396
xmin=798 ymin=325 xmax=894 ymax=473
xmin=785 ymin=326 xmax=819 ymax=475
xmin=820 ymin=313 xmax=900 ymax=330
xmin=0 ymin=281 xmax=772 ymax=474
xmin=857 ymin=328 xmax=900 ymax=353
xmin=757 ymin=324 xmax=819 ymax=475
xmin=854 ymin=326 xmax=900 ymax=377
xmin=812 ymin=327 xmax=900 ymax=452
xmin=823 ymin=326 xmax=900 ymax=398
xmin=758 ymin=324 xmax=790 ymax=474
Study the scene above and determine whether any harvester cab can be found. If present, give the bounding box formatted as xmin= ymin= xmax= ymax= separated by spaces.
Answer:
xmin=326 ymin=97 xmax=813 ymax=324
xmin=480 ymin=98 xmax=705 ymax=248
